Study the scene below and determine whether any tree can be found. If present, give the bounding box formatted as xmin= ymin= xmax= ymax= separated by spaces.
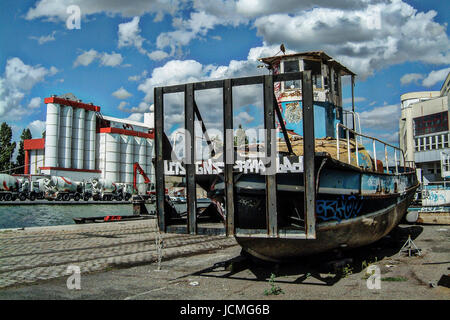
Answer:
xmin=16 ymin=128 xmax=32 ymax=173
xmin=0 ymin=122 xmax=16 ymax=173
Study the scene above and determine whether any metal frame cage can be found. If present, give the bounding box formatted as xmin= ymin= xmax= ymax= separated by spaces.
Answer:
xmin=154 ymin=71 xmax=317 ymax=239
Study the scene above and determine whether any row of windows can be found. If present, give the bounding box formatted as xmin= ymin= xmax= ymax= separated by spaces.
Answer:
xmin=282 ymin=59 xmax=339 ymax=94
xmin=414 ymin=111 xmax=448 ymax=136
xmin=415 ymin=133 xmax=450 ymax=151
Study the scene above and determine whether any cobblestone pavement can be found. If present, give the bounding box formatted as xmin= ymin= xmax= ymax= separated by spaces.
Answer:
xmin=0 ymin=220 xmax=237 ymax=289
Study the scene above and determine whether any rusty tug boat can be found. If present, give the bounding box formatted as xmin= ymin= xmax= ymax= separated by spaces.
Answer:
xmin=154 ymin=49 xmax=419 ymax=262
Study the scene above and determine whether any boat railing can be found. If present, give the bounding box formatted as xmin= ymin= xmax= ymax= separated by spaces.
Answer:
xmin=342 ymin=110 xmax=363 ymax=145
xmin=335 ymin=122 xmax=414 ymax=174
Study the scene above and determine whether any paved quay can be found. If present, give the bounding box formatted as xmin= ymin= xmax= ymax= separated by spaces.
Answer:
xmin=0 ymin=219 xmax=237 ymax=290
xmin=0 ymin=223 xmax=449 ymax=300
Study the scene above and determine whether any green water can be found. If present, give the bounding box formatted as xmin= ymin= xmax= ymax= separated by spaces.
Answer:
xmin=0 ymin=204 xmax=139 ymax=229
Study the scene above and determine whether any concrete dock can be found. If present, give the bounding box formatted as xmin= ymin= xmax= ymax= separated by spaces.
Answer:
xmin=0 ymin=221 xmax=449 ymax=300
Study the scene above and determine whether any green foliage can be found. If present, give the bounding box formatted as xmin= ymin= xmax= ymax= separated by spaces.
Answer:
xmin=381 ymin=277 xmax=408 ymax=282
xmin=15 ymin=128 xmax=32 ymax=173
xmin=0 ymin=122 xmax=16 ymax=172
xmin=264 ymin=273 xmax=284 ymax=296
xmin=340 ymin=264 xmax=353 ymax=278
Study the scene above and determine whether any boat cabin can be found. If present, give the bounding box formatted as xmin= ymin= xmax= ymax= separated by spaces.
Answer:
xmin=258 ymin=51 xmax=356 ymax=139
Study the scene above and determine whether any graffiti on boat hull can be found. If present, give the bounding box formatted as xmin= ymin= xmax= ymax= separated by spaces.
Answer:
xmin=316 ymin=195 xmax=363 ymax=222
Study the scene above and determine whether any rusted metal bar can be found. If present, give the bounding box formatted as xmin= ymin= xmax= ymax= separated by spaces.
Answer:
xmin=193 ymin=100 xmax=215 ymax=157
xmin=154 ymin=87 xmax=166 ymax=232
xmin=273 ymin=95 xmax=294 ymax=155
xmin=302 ymin=70 xmax=316 ymax=239
xmin=185 ymin=83 xmax=197 ymax=234
xmin=264 ymin=75 xmax=278 ymax=237
xmin=223 ymin=78 xmax=235 ymax=236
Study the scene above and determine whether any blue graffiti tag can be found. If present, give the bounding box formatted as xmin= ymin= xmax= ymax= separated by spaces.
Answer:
xmin=316 ymin=195 xmax=363 ymax=222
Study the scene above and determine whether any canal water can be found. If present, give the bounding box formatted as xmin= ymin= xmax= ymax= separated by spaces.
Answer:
xmin=0 ymin=204 xmax=145 ymax=230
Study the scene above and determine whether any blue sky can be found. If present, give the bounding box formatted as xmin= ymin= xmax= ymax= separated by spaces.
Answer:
xmin=0 ymin=0 xmax=449 ymax=147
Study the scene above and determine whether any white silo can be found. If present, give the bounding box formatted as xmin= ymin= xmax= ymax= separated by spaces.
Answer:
xmin=59 ymin=106 xmax=73 ymax=168
xmin=146 ymin=138 xmax=154 ymax=183
xmin=104 ymin=133 xmax=120 ymax=182
xmin=45 ymin=103 xmax=60 ymax=167
xmin=98 ymin=133 xmax=106 ymax=176
xmin=72 ymin=107 xmax=85 ymax=169
xmin=120 ymin=135 xmax=134 ymax=184
xmin=84 ymin=110 xmax=96 ymax=170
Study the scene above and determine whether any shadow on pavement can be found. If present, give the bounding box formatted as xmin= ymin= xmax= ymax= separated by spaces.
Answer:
xmin=182 ymin=225 xmax=424 ymax=287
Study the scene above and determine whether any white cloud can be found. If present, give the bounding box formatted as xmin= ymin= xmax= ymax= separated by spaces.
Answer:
xmin=28 ymin=120 xmax=46 ymax=138
xmin=148 ymin=50 xmax=169 ymax=61
xmin=29 ymin=31 xmax=56 ymax=45
xmin=26 ymin=0 xmax=181 ymax=21
xmin=73 ymin=49 xmax=124 ymax=67
xmin=73 ymin=49 xmax=99 ymax=67
xmin=28 ymin=97 xmax=41 ymax=109
xmin=359 ymin=104 xmax=400 ymax=132
xmin=251 ymin=3 xmax=450 ymax=78
xmin=0 ymin=58 xmax=56 ymax=120
xmin=99 ymin=52 xmax=124 ymax=67
xmin=343 ymin=97 xmax=366 ymax=105
xmin=119 ymin=101 xmax=151 ymax=113
xmin=400 ymin=73 xmax=424 ymax=86
xmin=136 ymin=51 xmax=267 ymax=130
xmin=126 ymin=113 xmax=144 ymax=122
xmin=234 ymin=111 xmax=254 ymax=125
xmin=112 ymin=87 xmax=132 ymax=99
xmin=422 ymin=67 xmax=450 ymax=87
xmin=128 ymin=70 xmax=148 ymax=82
xmin=118 ymin=16 xmax=147 ymax=54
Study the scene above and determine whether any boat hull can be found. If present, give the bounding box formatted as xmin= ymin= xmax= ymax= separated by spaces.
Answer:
xmin=235 ymin=189 xmax=416 ymax=262
xmin=209 ymin=155 xmax=419 ymax=262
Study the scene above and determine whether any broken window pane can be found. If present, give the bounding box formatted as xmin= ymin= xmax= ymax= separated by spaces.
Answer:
xmin=283 ymin=60 xmax=301 ymax=90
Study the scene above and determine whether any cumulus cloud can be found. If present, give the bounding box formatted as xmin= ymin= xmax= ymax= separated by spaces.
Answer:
xmin=28 ymin=97 xmax=41 ymax=109
xmin=0 ymin=58 xmax=56 ymax=120
xmin=400 ymin=73 xmax=424 ymax=86
xmin=28 ymin=120 xmax=46 ymax=138
xmin=112 ymin=87 xmax=132 ymax=99
xmin=99 ymin=52 xmax=124 ymax=67
xmin=26 ymin=0 xmax=181 ymax=21
xmin=118 ymin=17 xmax=146 ymax=54
xmin=422 ymin=67 xmax=450 ymax=87
xmin=135 ymin=49 xmax=268 ymax=130
xmin=359 ymin=104 xmax=400 ymax=132
xmin=73 ymin=49 xmax=125 ymax=67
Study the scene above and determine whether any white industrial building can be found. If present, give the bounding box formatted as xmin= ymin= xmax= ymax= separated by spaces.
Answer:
xmin=24 ymin=94 xmax=155 ymax=187
xmin=399 ymin=72 xmax=450 ymax=183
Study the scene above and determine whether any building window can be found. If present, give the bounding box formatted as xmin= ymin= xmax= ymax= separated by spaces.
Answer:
xmin=415 ymin=138 xmax=419 ymax=152
xmin=445 ymin=134 xmax=449 ymax=148
xmin=413 ymin=111 xmax=448 ymax=136
xmin=283 ymin=60 xmax=301 ymax=90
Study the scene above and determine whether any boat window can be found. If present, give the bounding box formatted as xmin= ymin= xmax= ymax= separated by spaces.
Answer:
xmin=303 ymin=60 xmax=322 ymax=89
xmin=282 ymin=59 xmax=301 ymax=90
xmin=333 ymin=70 xmax=339 ymax=95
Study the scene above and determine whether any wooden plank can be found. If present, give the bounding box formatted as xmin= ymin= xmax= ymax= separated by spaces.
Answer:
xmin=264 ymin=75 xmax=278 ymax=237
xmin=185 ymin=83 xmax=197 ymax=234
xmin=154 ymin=87 xmax=166 ymax=232
xmin=302 ymin=71 xmax=316 ymax=239
xmin=223 ymin=79 xmax=235 ymax=236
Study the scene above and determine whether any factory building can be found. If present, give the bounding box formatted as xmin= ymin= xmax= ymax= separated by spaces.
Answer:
xmin=399 ymin=72 xmax=450 ymax=183
xmin=24 ymin=94 xmax=155 ymax=186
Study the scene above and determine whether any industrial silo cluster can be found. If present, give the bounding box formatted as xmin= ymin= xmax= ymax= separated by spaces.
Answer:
xmin=25 ymin=94 xmax=155 ymax=192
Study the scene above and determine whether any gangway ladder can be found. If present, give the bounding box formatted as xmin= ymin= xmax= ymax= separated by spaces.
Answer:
xmin=154 ymin=71 xmax=317 ymax=239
